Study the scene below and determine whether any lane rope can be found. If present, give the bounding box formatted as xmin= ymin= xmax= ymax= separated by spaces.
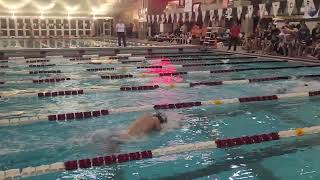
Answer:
xmin=99 ymin=65 xmax=320 ymax=80
xmin=1 ymin=74 xmax=320 ymax=98
xmin=1 ymin=125 xmax=320 ymax=179
xmin=1 ymin=90 xmax=320 ymax=127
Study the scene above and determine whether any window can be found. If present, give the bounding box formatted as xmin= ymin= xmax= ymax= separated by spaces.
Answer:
xmin=17 ymin=19 xmax=23 ymax=29
xmin=56 ymin=30 xmax=62 ymax=36
xmin=18 ymin=30 xmax=23 ymax=36
xmin=25 ymin=19 xmax=31 ymax=29
xmin=84 ymin=20 xmax=90 ymax=29
xmin=9 ymin=30 xmax=15 ymax=36
xmin=78 ymin=20 xmax=83 ymax=29
xmin=49 ymin=19 xmax=55 ymax=29
xmin=56 ymin=19 xmax=62 ymax=29
xmin=64 ymin=19 xmax=69 ymax=29
xmin=1 ymin=19 xmax=7 ymax=29
xmin=41 ymin=30 xmax=47 ymax=36
xmin=9 ymin=19 xmax=15 ymax=29
xmin=1 ymin=30 xmax=7 ymax=36
xmin=34 ymin=30 xmax=39 ymax=36
xmin=41 ymin=20 xmax=46 ymax=29
xmin=71 ymin=20 xmax=76 ymax=29
xmin=49 ymin=30 xmax=55 ymax=36
xmin=33 ymin=19 xmax=39 ymax=29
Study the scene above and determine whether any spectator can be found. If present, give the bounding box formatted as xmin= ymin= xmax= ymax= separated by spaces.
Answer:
xmin=297 ymin=21 xmax=311 ymax=56
xmin=311 ymin=23 xmax=320 ymax=58
xmin=312 ymin=23 xmax=320 ymax=41
xmin=174 ymin=25 xmax=181 ymax=36
xmin=228 ymin=21 xmax=241 ymax=51
xmin=116 ymin=19 xmax=126 ymax=47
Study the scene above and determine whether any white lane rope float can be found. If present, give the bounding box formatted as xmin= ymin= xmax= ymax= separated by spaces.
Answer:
xmin=1 ymin=90 xmax=320 ymax=127
xmin=0 ymin=125 xmax=319 ymax=179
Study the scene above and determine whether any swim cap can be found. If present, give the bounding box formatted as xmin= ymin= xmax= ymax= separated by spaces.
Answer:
xmin=153 ymin=112 xmax=167 ymax=124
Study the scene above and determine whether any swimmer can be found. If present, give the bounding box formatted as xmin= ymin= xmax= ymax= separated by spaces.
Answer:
xmin=118 ymin=112 xmax=168 ymax=139
xmin=104 ymin=112 xmax=168 ymax=153
xmin=276 ymin=88 xmax=287 ymax=94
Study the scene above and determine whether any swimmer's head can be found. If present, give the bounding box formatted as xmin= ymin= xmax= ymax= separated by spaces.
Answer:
xmin=277 ymin=88 xmax=287 ymax=94
xmin=305 ymin=84 xmax=309 ymax=86
xmin=153 ymin=112 xmax=167 ymax=124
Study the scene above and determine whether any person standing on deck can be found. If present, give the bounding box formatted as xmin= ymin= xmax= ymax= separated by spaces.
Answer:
xmin=116 ymin=19 xmax=126 ymax=47
xmin=228 ymin=21 xmax=241 ymax=51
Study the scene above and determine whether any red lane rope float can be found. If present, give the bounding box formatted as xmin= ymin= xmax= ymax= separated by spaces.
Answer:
xmin=190 ymin=81 xmax=223 ymax=87
xmin=249 ymin=76 xmax=290 ymax=83
xmin=33 ymin=78 xmax=71 ymax=84
xmin=64 ymin=150 xmax=153 ymax=171
xmin=70 ymin=57 xmax=91 ymax=61
xmin=78 ymin=62 xmax=102 ymax=65
xmin=38 ymin=90 xmax=84 ymax=98
xmin=309 ymin=91 xmax=320 ymax=96
xmin=182 ymin=60 xmax=286 ymax=67
xmin=121 ymin=60 xmax=143 ymax=64
xmin=300 ymin=74 xmax=320 ymax=78
xmin=0 ymin=65 xmax=9 ymax=68
xmin=29 ymin=64 xmax=56 ymax=67
xmin=26 ymin=60 xmax=49 ymax=63
xmin=120 ymin=85 xmax=159 ymax=91
xmin=29 ymin=70 xmax=62 ymax=74
xmin=86 ymin=68 xmax=115 ymax=72
xmin=101 ymin=74 xmax=133 ymax=80
xmin=239 ymin=95 xmax=278 ymax=103
xmin=137 ymin=66 xmax=162 ymax=69
xmin=154 ymin=101 xmax=202 ymax=110
xmin=159 ymin=72 xmax=188 ymax=76
xmin=48 ymin=109 xmax=109 ymax=121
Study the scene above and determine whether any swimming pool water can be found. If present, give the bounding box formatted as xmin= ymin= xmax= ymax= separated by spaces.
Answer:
xmin=1 ymin=53 xmax=320 ymax=179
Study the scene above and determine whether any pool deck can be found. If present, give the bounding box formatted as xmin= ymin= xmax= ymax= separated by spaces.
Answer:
xmin=0 ymin=44 xmax=201 ymax=58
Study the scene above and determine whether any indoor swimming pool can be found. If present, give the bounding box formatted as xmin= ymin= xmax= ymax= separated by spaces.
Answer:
xmin=1 ymin=51 xmax=320 ymax=179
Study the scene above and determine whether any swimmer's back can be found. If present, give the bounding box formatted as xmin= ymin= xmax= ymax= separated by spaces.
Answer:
xmin=127 ymin=113 xmax=160 ymax=137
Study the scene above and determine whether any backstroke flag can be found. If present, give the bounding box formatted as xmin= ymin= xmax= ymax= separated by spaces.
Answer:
xmin=272 ymin=2 xmax=280 ymax=17
xmin=237 ymin=6 xmax=242 ymax=20
xmin=259 ymin=4 xmax=266 ymax=17
xmin=247 ymin=5 xmax=253 ymax=18
xmin=303 ymin=0 xmax=319 ymax=18
xmin=218 ymin=9 xmax=223 ymax=21
xmin=287 ymin=0 xmax=295 ymax=15
xmin=226 ymin=8 xmax=233 ymax=20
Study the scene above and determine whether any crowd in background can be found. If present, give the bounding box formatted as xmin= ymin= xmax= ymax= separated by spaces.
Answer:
xmin=242 ymin=20 xmax=320 ymax=59
xmin=147 ymin=18 xmax=320 ymax=60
